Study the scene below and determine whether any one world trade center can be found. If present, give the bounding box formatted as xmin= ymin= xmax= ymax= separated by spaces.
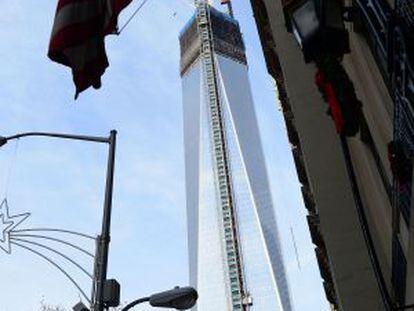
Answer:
xmin=180 ymin=2 xmax=292 ymax=310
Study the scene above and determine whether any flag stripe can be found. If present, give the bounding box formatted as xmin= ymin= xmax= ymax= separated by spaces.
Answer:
xmin=50 ymin=16 xmax=103 ymax=53
xmin=63 ymin=37 xmax=102 ymax=70
xmin=49 ymin=0 xmax=132 ymax=98
xmin=104 ymin=0 xmax=133 ymax=33
xmin=52 ymin=0 xmax=101 ymax=37
xmin=57 ymin=0 xmax=96 ymax=11
xmin=103 ymin=0 xmax=114 ymax=31
xmin=74 ymin=54 xmax=109 ymax=99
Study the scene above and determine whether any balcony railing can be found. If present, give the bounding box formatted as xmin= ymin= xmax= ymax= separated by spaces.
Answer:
xmin=393 ymin=1 xmax=414 ymax=225
xmin=397 ymin=0 xmax=414 ymax=34
xmin=354 ymin=0 xmax=393 ymax=81
xmin=394 ymin=93 xmax=414 ymax=224
xmin=353 ymin=0 xmax=413 ymax=306
xmin=354 ymin=0 xmax=414 ymax=225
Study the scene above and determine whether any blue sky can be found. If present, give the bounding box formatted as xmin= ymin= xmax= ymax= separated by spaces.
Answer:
xmin=0 ymin=0 xmax=329 ymax=310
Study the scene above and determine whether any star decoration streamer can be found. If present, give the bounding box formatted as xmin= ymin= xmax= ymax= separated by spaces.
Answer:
xmin=0 ymin=199 xmax=30 ymax=254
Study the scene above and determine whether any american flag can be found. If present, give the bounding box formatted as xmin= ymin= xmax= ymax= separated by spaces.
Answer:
xmin=48 ymin=0 xmax=132 ymax=99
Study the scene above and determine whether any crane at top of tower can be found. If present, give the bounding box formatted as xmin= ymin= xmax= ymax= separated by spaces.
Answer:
xmin=203 ymin=0 xmax=234 ymax=17
xmin=221 ymin=0 xmax=234 ymax=18
xmin=195 ymin=0 xmax=233 ymax=17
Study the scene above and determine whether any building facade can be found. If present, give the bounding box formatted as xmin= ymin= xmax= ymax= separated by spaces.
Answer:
xmin=180 ymin=3 xmax=292 ymax=310
xmin=249 ymin=0 xmax=414 ymax=310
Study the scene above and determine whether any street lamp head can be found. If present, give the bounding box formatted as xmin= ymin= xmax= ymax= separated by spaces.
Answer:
xmin=73 ymin=302 xmax=89 ymax=311
xmin=0 ymin=137 xmax=7 ymax=147
xmin=149 ymin=286 xmax=198 ymax=310
xmin=290 ymin=0 xmax=320 ymax=49
xmin=284 ymin=0 xmax=349 ymax=63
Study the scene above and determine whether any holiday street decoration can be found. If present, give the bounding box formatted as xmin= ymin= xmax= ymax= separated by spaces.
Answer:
xmin=0 ymin=197 xmax=97 ymax=304
xmin=0 ymin=199 xmax=30 ymax=254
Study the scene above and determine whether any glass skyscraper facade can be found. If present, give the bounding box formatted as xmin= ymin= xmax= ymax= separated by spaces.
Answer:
xmin=180 ymin=4 xmax=292 ymax=310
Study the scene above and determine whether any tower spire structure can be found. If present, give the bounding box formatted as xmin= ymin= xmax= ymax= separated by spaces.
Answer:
xmin=194 ymin=1 xmax=248 ymax=309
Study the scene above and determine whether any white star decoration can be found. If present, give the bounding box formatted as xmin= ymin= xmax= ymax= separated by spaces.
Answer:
xmin=0 ymin=199 xmax=30 ymax=254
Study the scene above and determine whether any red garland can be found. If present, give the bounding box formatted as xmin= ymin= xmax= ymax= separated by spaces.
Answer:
xmin=315 ymin=69 xmax=345 ymax=133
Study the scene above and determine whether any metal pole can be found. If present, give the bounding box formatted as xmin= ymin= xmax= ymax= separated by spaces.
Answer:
xmin=93 ymin=130 xmax=117 ymax=311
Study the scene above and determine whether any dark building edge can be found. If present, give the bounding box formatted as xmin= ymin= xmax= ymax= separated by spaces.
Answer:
xmin=249 ymin=0 xmax=339 ymax=308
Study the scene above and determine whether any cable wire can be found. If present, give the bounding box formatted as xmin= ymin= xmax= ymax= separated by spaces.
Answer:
xmin=11 ymin=241 xmax=91 ymax=303
xmin=11 ymin=237 xmax=93 ymax=279
xmin=13 ymin=228 xmax=96 ymax=240
xmin=116 ymin=0 xmax=150 ymax=35
xmin=10 ymin=233 xmax=95 ymax=258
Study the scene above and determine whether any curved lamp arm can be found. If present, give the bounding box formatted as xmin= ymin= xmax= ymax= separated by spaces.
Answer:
xmin=0 ymin=132 xmax=110 ymax=146
xmin=121 ymin=287 xmax=198 ymax=311
xmin=121 ymin=297 xmax=150 ymax=311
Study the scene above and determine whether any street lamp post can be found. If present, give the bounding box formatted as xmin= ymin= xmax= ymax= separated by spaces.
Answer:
xmin=93 ymin=130 xmax=116 ymax=311
xmin=0 ymin=130 xmax=118 ymax=311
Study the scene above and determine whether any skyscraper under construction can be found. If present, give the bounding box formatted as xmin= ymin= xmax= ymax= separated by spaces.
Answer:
xmin=180 ymin=2 xmax=292 ymax=310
